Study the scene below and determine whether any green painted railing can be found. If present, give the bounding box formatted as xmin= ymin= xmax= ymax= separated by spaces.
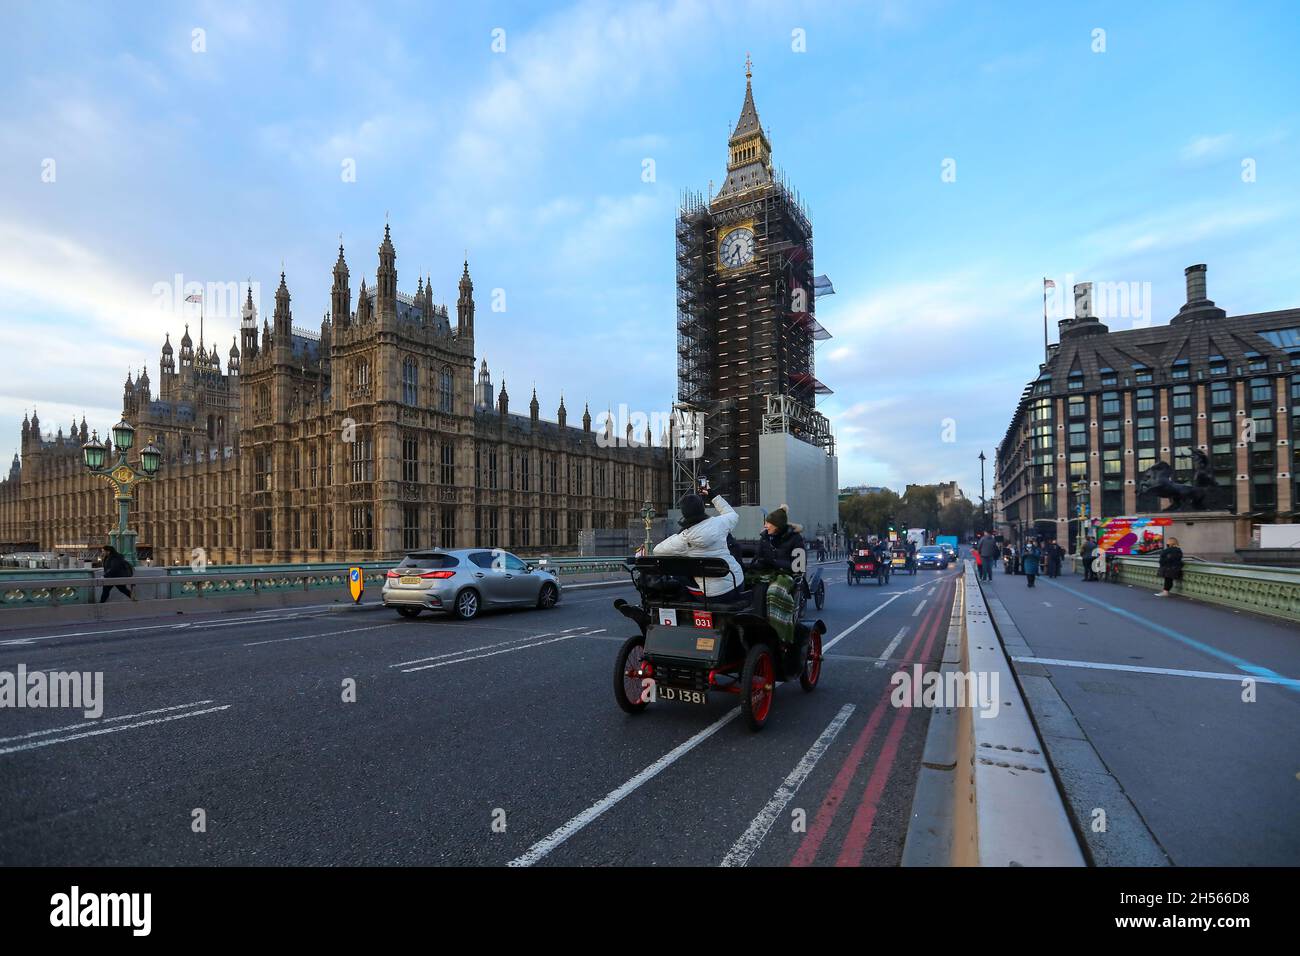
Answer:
xmin=1110 ymin=554 xmax=1300 ymax=623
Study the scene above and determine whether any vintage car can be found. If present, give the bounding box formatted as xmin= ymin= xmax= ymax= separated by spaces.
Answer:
xmin=847 ymin=548 xmax=888 ymax=586
xmin=612 ymin=556 xmax=826 ymax=731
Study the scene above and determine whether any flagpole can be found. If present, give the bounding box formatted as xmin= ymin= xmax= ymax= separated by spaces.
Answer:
xmin=1042 ymin=278 xmax=1049 ymax=362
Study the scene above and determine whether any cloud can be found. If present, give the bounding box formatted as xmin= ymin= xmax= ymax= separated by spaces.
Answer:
xmin=1179 ymin=132 xmax=1234 ymax=164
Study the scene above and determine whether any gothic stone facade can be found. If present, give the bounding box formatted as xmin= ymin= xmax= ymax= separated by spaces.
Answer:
xmin=0 ymin=228 xmax=669 ymax=564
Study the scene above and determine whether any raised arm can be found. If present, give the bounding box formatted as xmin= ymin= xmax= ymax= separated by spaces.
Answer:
xmin=652 ymin=530 xmax=688 ymax=556
xmin=710 ymin=495 xmax=739 ymax=533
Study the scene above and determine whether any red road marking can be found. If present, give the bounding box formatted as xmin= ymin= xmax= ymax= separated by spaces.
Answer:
xmin=834 ymin=588 xmax=949 ymax=866
xmin=789 ymin=577 xmax=953 ymax=867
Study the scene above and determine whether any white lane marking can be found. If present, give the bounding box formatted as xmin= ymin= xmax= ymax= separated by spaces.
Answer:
xmin=1042 ymin=601 xmax=1053 ymax=607
xmin=392 ymin=631 xmax=562 ymax=668
xmin=822 ymin=580 xmax=928 ymax=653
xmin=0 ymin=700 xmax=216 ymax=744
xmin=927 ymin=588 xmax=935 ymax=597
xmin=0 ymin=705 xmax=231 ymax=756
xmin=563 ymin=580 xmax=636 ymax=590
xmin=1013 ymin=655 xmax=1300 ymax=688
xmin=874 ymin=627 xmax=910 ymax=668
xmin=720 ymin=703 xmax=856 ymax=867
xmin=912 ymin=600 xmax=927 ymax=617
xmin=400 ymin=630 xmax=603 ymax=672
xmin=509 ymin=708 xmax=741 ymax=867
xmin=243 ymin=623 xmax=397 ymax=647
xmin=0 ymin=623 xmax=181 ymax=646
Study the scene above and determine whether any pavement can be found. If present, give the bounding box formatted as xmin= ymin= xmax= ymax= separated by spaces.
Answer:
xmin=0 ymin=561 xmax=961 ymax=866
xmin=980 ymin=564 xmax=1300 ymax=866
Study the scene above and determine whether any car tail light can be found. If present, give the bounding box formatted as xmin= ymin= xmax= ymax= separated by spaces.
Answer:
xmin=420 ymin=570 xmax=455 ymax=579
xmin=386 ymin=569 xmax=400 ymax=579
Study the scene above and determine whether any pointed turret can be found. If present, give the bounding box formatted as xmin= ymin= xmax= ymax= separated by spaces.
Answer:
xmin=331 ymin=244 xmax=351 ymax=329
xmin=497 ymin=378 xmax=509 ymax=417
xmin=273 ymin=271 xmax=292 ymax=341
xmin=457 ymin=259 xmax=475 ymax=338
xmin=356 ymin=277 xmax=372 ymax=324
xmin=228 ymin=336 xmax=240 ymax=374
xmin=376 ymin=224 xmax=397 ymax=320
xmin=530 ymin=387 xmax=540 ymax=424
xmin=582 ymin=402 xmax=591 ymax=433
xmin=240 ymin=285 xmax=258 ymax=358
xmin=475 ymin=358 xmax=492 ymax=409
xmin=179 ymin=325 xmax=194 ymax=366
xmin=557 ymin=394 xmax=567 ymax=428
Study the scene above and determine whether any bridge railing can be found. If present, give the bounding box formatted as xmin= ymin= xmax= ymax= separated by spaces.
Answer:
xmin=1076 ymin=553 xmax=1300 ymax=623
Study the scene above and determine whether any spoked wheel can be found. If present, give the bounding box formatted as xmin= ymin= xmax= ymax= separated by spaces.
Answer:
xmin=740 ymin=643 xmax=776 ymax=731
xmin=537 ymin=582 xmax=559 ymax=609
xmin=799 ymin=628 xmax=823 ymax=692
xmin=846 ymin=569 xmax=853 ymax=586
xmin=814 ymin=581 xmax=825 ymax=610
xmin=614 ymin=635 xmax=650 ymax=714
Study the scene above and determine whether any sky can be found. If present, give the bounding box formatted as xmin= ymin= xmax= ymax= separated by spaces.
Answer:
xmin=1 ymin=0 xmax=1298 ymax=504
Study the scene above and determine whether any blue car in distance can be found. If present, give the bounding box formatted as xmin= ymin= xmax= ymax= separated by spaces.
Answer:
xmin=917 ymin=546 xmax=948 ymax=570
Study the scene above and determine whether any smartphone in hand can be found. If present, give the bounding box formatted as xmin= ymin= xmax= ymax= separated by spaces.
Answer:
xmin=697 ymin=476 xmax=710 ymax=497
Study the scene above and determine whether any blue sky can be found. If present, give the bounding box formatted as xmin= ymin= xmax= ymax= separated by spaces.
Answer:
xmin=1 ymin=0 xmax=1297 ymax=504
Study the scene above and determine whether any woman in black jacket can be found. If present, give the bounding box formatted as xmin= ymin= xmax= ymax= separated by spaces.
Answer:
xmin=1155 ymin=537 xmax=1184 ymax=597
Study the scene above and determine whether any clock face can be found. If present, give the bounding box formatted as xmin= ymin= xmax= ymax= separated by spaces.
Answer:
xmin=719 ymin=227 xmax=755 ymax=269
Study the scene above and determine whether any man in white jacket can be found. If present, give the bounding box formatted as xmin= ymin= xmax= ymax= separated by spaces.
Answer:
xmin=652 ymin=483 xmax=745 ymax=598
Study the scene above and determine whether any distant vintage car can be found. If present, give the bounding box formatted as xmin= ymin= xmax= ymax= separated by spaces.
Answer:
xmin=382 ymin=548 xmax=560 ymax=620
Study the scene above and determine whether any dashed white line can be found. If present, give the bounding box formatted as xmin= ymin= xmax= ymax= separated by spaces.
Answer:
xmin=401 ymin=629 xmax=604 ymax=672
xmin=912 ymin=600 xmax=927 ymax=617
xmin=0 ymin=700 xmax=217 ymax=745
xmin=1012 ymin=655 xmax=1300 ymax=688
xmin=720 ymin=703 xmax=856 ymax=867
xmin=874 ymin=627 xmax=910 ymax=668
xmin=509 ymin=708 xmax=741 ymax=866
xmin=0 ymin=705 xmax=231 ymax=756
xmin=243 ymin=623 xmax=397 ymax=647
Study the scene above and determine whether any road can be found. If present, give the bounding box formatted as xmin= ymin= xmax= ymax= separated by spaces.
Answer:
xmin=0 ymin=562 xmax=961 ymax=866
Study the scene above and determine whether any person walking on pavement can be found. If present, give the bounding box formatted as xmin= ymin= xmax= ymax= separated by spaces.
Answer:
xmin=977 ymin=532 xmax=999 ymax=582
xmin=1022 ymin=539 xmax=1042 ymax=588
xmin=1045 ymin=538 xmax=1062 ymax=579
xmin=1081 ymin=537 xmax=1098 ymax=581
xmin=1156 ymin=536 xmax=1184 ymax=597
xmin=97 ymin=545 xmax=136 ymax=603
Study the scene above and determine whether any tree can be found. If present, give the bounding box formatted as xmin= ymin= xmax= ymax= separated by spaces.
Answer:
xmin=939 ymin=498 xmax=975 ymax=538
xmin=839 ymin=489 xmax=900 ymax=541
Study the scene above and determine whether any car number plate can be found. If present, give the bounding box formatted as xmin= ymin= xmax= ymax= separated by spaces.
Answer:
xmin=400 ymin=576 xmax=422 ymax=585
xmin=657 ymin=685 xmax=708 ymax=705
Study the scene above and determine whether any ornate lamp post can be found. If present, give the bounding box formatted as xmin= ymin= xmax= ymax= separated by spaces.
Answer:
xmin=83 ymin=419 xmax=161 ymax=566
xmin=640 ymin=500 xmax=657 ymax=555
xmin=978 ymin=451 xmax=987 ymax=534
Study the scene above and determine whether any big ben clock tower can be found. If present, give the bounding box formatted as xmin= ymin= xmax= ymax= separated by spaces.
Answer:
xmin=674 ymin=57 xmax=837 ymax=538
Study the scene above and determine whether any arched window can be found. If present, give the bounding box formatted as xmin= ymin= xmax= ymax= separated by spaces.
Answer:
xmin=402 ymin=358 xmax=419 ymax=405
xmin=440 ymin=366 xmax=454 ymax=412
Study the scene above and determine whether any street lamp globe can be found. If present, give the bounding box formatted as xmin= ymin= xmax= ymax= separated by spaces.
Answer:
xmin=140 ymin=441 xmax=161 ymax=476
xmin=82 ymin=432 xmax=105 ymax=471
xmin=112 ymin=418 xmax=135 ymax=452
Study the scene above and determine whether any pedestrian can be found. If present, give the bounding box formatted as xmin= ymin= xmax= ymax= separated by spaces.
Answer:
xmin=976 ymin=532 xmax=999 ymax=582
xmin=1081 ymin=537 xmax=1098 ymax=581
xmin=1155 ymin=536 xmax=1184 ymax=597
xmin=1022 ymin=539 xmax=1041 ymax=588
xmin=1045 ymin=538 xmax=1062 ymax=578
xmin=1002 ymin=544 xmax=1014 ymax=575
xmin=97 ymin=545 xmax=136 ymax=603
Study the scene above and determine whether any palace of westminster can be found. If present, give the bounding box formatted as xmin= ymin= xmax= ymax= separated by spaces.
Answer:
xmin=0 ymin=226 xmax=670 ymax=564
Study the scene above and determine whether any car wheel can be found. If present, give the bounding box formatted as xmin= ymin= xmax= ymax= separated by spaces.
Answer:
xmin=397 ymin=607 xmax=421 ymax=620
xmin=537 ymin=582 xmax=559 ymax=609
xmin=814 ymin=581 xmax=825 ymax=610
xmin=453 ymin=588 xmax=480 ymax=620
xmin=614 ymin=635 xmax=650 ymax=714
xmin=740 ymin=643 xmax=775 ymax=731
xmin=799 ymin=627 xmax=823 ymax=692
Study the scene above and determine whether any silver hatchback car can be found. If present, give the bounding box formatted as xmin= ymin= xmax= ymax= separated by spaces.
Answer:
xmin=382 ymin=548 xmax=561 ymax=620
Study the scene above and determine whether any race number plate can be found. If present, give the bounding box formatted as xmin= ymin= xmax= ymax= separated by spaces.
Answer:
xmin=401 ymin=576 xmax=422 ymax=585
xmin=657 ymin=685 xmax=708 ymax=705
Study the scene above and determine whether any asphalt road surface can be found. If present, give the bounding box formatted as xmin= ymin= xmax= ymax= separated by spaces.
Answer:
xmin=0 ymin=563 xmax=961 ymax=866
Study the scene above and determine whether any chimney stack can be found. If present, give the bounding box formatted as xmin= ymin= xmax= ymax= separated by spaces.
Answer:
xmin=1172 ymin=262 xmax=1225 ymax=325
